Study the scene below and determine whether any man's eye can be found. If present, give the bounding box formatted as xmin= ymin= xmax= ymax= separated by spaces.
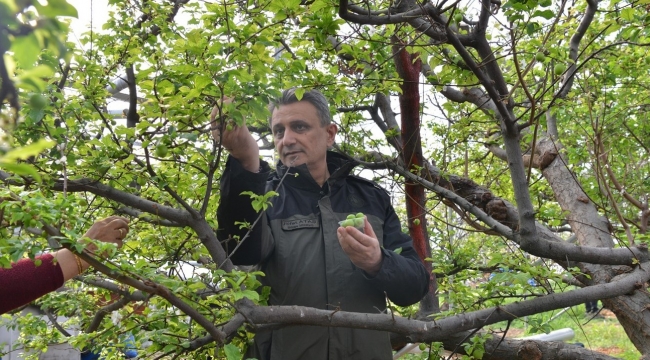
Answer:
xmin=274 ymin=129 xmax=284 ymax=138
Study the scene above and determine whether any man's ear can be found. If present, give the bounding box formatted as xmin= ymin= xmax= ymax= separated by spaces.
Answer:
xmin=326 ymin=123 xmax=338 ymax=147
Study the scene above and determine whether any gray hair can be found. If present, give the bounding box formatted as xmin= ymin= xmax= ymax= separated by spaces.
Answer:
xmin=269 ymin=88 xmax=331 ymax=127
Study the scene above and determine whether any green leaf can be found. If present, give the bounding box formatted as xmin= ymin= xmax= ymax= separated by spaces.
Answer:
xmin=224 ymin=344 xmax=242 ymax=360
xmin=620 ymin=8 xmax=635 ymax=22
xmin=294 ymin=88 xmax=305 ymax=101
xmin=10 ymin=33 xmax=41 ymax=68
xmin=17 ymin=65 xmax=55 ymax=91
xmin=0 ymin=139 xmax=56 ymax=163
xmin=34 ymin=0 xmax=78 ymax=18
xmin=234 ymin=289 xmax=260 ymax=301
xmin=531 ymin=10 xmax=554 ymax=20
xmin=194 ymin=74 xmax=212 ymax=91
xmin=0 ymin=162 xmax=42 ymax=182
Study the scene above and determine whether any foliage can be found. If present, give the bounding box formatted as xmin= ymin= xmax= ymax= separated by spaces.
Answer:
xmin=507 ymin=306 xmax=641 ymax=359
xmin=2 ymin=0 xmax=650 ymax=358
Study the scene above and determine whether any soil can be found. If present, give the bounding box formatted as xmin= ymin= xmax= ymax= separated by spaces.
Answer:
xmin=594 ymin=346 xmax=624 ymax=356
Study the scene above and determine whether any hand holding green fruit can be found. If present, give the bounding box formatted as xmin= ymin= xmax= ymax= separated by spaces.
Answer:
xmin=336 ymin=212 xmax=382 ymax=275
xmin=339 ymin=213 xmax=365 ymax=229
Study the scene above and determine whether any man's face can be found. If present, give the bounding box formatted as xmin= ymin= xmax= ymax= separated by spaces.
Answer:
xmin=271 ymin=101 xmax=337 ymax=169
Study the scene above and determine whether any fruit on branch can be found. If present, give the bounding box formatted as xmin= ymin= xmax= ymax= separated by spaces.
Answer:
xmin=155 ymin=144 xmax=168 ymax=157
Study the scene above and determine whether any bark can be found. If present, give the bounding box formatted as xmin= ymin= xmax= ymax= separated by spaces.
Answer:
xmin=125 ymin=64 xmax=140 ymax=128
xmin=441 ymin=331 xmax=619 ymax=360
xmin=236 ymin=262 xmax=650 ymax=342
xmin=393 ymin=38 xmax=438 ymax=315
xmin=537 ymin=136 xmax=650 ymax=355
xmin=372 ymin=159 xmax=649 ymax=266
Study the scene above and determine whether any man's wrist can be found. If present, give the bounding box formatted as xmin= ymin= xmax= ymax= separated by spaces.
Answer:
xmin=241 ymin=159 xmax=262 ymax=173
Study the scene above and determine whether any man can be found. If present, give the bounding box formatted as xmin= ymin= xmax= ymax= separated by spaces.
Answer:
xmin=215 ymin=88 xmax=429 ymax=360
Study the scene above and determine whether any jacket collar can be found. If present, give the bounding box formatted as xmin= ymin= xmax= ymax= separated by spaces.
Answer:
xmin=275 ymin=151 xmax=358 ymax=191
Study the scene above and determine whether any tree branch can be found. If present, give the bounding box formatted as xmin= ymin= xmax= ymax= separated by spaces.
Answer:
xmin=117 ymin=206 xmax=186 ymax=227
xmin=52 ymin=178 xmax=192 ymax=224
xmin=358 ymin=156 xmax=649 ymax=265
xmin=442 ymin=330 xmax=619 ymax=360
xmin=239 ymin=263 xmax=650 ymax=343
xmin=41 ymin=224 xmax=228 ymax=344
xmin=557 ymin=0 xmax=598 ymax=98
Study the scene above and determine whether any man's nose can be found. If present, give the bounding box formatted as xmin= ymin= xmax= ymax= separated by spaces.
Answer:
xmin=282 ymin=129 xmax=297 ymax=146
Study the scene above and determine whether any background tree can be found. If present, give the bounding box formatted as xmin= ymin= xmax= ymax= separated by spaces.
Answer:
xmin=2 ymin=0 xmax=650 ymax=359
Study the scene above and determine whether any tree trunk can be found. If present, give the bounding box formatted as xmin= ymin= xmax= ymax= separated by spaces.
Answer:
xmin=536 ymin=136 xmax=650 ymax=356
xmin=393 ymin=39 xmax=438 ymax=315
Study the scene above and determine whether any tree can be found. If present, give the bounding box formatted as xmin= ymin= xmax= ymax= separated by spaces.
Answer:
xmin=1 ymin=0 xmax=650 ymax=359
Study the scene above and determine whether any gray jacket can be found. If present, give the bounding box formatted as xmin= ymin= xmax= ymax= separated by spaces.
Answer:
xmin=217 ymin=151 xmax=429 ymax=360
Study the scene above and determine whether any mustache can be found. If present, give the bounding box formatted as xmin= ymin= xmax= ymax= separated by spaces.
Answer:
xmin=282 ymin=149 xmax=303 ymax=156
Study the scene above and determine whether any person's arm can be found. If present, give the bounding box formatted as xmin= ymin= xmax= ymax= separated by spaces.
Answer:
xmin=216 ymin=156 xmax=272 ymax=265
xmin=0 ymin=253 xmax=64 ymax=314
xmin=0 ymin=249 xmax=97 ymax=315
xmin=364 ymin=204 xmax=430 ymax=307
xmin=212 ymin=102 xmax=274 ymax=265
xmin=0 ymin=216 xmax=130 ymax=315
xmin=54 ymin=248 xmax=89 ymax=281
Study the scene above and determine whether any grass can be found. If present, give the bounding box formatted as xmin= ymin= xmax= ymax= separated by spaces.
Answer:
xmin=502 ymin=305 xmax=641 ymax=359
xmin=398 ymin=305 xmax=642 ymax=359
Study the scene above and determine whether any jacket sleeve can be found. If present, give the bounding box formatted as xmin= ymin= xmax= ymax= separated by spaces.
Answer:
xmin=365 ymin=203 xmax=430 ymax=307
xmin=0 ymin=253 xmax=64 ymax=315
xmin=216 ymin=155 xmax=274 ymax=265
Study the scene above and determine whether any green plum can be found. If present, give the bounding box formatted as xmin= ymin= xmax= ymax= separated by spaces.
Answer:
xmin=155 ymin=144 xmax=168 ymax=157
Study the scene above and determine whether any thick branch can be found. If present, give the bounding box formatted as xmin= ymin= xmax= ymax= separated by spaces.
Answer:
xmin=86 ymin=296 xmax=131 ymax=333
xmin=52 ymin=178 xmax=192 ymax=224
xmin=190 ymin=217 xmax=235 ymax=272
xmin=361 ymin=157 xmax=649 ymax=265
xmin=374 ymin=93 xmax=403 ymax=150
xmin=557 ymin=0 xmax=598 ymax=98
xmin=442 ymin=330 xmax=619 ymax=360
xmin=441 ymin=86 xmax=498 ymax=114
xmin=239 ymin=262 xmax=650 ymax=343
xmin=117 ymin=206 xmax=185 ymax=227
xmin=339 ymin=0 xmax=427 ymax=25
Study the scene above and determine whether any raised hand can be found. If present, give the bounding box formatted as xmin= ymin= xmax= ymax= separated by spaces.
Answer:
xmin=210 ymin=97 xmax=260 ymax=173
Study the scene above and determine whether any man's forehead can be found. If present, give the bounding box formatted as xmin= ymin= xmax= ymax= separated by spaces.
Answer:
xmin=271 ymin=105 xmax=315 ymax=126
xmin=272 ymin=101 xmax=318 ymax=117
